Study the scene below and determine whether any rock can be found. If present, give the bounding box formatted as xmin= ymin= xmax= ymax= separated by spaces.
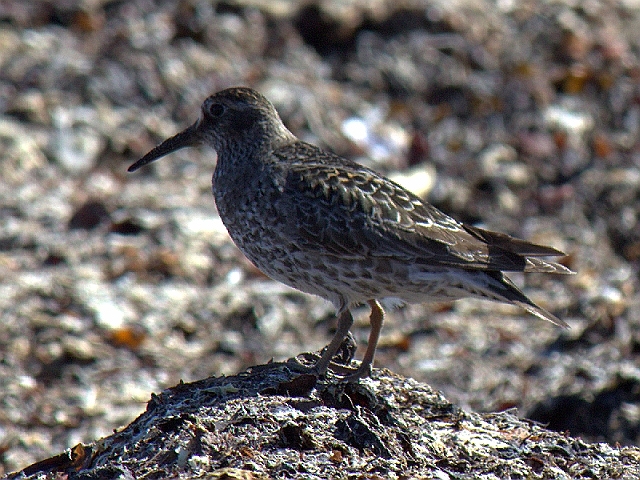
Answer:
xmin=10 ymin=359 xmax=640 ymax=479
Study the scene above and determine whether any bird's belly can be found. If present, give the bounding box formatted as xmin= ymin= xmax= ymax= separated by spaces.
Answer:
xmin=216 ymin=194 xmax=490 ymax=307
xmin=228 ymin=230 xmax=480 ymax=307
xmin=232 ymin=237 xmax=341 ymax=300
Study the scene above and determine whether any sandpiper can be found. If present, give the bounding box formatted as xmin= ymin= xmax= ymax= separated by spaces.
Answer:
xmin=129 ymin=87 xmax=572 ymax=381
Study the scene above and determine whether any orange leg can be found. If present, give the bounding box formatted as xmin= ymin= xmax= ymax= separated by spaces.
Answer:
xmin=311 ymin=300 xmax=385 ymax=381
xmin=343 ymin=299 xmax=384 ymax=381
xmin=313 ymin=309 xmax=354 ymax=375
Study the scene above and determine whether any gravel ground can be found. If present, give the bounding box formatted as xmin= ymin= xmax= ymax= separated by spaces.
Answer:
xmin=1 ymin=0 xmax=639 ymax=474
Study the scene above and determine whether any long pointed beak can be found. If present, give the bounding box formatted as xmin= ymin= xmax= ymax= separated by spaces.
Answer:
xmin=128 ymin=120 xmax=202 ymax=172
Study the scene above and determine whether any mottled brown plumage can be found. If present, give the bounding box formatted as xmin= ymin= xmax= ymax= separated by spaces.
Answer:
xmin=129 ymin=87 xmax=572 ymax=381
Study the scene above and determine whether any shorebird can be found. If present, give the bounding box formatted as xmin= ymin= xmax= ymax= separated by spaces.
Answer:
xmin=129 ymin=87 xmax=572 ymax=381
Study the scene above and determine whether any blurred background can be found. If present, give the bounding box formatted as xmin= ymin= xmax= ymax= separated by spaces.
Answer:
xmin=1 ymin=0 xmax=639 ymax=473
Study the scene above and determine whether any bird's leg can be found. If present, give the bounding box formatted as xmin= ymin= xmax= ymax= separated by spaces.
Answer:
xmin=312 ymin=309 xmax=354 ymax=375
xmin=342 ymin=299 xmax=384 ymax=382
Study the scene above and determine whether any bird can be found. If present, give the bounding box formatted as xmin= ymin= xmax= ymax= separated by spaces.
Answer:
xmin=128 ymin=87 xmax=573 ymax=381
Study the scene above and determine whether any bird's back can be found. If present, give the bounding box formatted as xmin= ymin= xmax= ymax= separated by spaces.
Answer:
xmin=268 ymin=141 xmax=570 ymax=275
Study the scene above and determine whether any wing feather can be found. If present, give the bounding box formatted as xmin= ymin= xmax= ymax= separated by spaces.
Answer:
xmin=273 ymin=142 xmax=571 ymax=274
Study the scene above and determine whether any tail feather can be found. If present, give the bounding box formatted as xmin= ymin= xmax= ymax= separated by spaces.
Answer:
xmin=524 ymin=257 xmax=573 ymax=274
xmin=465 ymin=225 xmax=566 ymax=257
xmin=513 ymin=300 xmax=569 ymax=328
xmin=478 ymin=270 xmax=569 ymax=328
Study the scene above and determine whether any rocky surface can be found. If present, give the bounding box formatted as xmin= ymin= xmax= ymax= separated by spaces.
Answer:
xmin=10 ymin=361 xmax=640 ymax=479
xmin=1 ymin=0 xmax=640 ymax=475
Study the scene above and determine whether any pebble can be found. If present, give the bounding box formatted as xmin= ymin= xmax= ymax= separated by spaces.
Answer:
xmin=50 ymin=106 xmax=105 ymax=173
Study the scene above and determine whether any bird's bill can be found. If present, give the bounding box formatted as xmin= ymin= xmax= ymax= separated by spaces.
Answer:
xmin=128 ymin=120 xmax=201 ymax=172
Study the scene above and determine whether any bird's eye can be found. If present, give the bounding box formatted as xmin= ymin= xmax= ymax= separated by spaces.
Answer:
xmin=208 ymin=103 xmax=225 ymax=117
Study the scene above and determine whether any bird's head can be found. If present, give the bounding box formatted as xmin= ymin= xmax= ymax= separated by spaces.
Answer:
xmin=128 ymin=87 xmax=294 ymax=173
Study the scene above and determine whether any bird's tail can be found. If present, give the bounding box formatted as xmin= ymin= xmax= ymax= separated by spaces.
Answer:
xmin=478 ymin=270 xmax=569 ymax=328
xmin=524 ymin=257 xmax=573 ymax=274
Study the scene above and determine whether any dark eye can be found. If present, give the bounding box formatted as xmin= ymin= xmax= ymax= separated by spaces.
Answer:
xmin=208 ymin=103 xmax=225 ymax=117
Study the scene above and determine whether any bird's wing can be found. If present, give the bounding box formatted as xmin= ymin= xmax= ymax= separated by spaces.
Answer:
xmin=273 ymin=143 xmax=570 ymax=274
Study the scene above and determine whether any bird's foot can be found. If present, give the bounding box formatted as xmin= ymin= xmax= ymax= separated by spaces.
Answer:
xmin=288 ymin=331 xmax=372 ymax=382
xmin=288 ymin=353 xmax=352 ymax=374
xmin=288 ymin=354 xmax=371 ymax=382
xmin=290 ymin=359 xmax=372 ymax=382
xmin=337 ymin=362 xmax=373 ymax=382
